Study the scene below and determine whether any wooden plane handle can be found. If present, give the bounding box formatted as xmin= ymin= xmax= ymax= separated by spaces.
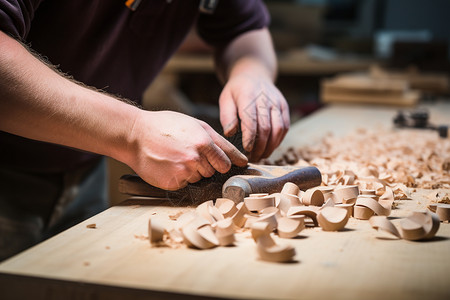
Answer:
xmin=222 ymin=166 xmax=322 ymax=203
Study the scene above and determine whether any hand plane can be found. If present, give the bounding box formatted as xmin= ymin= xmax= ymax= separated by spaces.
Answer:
xmin=393 ymin=108 xmax=449 ymax=138
xmin=118 ymin=164 xmax=322 ymax=204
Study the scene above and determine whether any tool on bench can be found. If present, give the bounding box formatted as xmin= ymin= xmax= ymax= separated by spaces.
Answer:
xmin=393 ymin=108 xmax=449 ymax=138
xmin=119 ymin=164 xmax=322 ymax=204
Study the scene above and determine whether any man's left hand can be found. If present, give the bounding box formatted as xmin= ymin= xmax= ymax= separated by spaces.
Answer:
xmin=219 ymin=73 xmax=290 ymax=162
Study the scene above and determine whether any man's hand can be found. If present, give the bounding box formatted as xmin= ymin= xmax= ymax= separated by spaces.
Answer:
xmin=0 ymin=31 xmax=246 ymax=191
xmin=219 ymin=72 xmax=289 ymax=162
xmin=126 ymin=110 xmax=248 ymax=190
xmin=214 ymin=28 xmax=290 ymax=162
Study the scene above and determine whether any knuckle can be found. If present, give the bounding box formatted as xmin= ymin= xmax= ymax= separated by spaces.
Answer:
xmin=196 ymin=137 xmax=214 ymax=151
xmin=183 ymin=151 xmax=202 ymax=166
xmin=259 ymin=126 xmax=271 ymax=137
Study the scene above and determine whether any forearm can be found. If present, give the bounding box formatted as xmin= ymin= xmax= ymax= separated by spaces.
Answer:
xmin=214 ymin=27 xmax=277 ymax=84
xmin=0 ymin=31 xmax=139 ymax=164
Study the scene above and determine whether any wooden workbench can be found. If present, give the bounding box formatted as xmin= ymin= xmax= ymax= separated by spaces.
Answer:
xmin=1 ymin=102 xmax=449 ymax=300
xmin=164 ymin=50 xmax=374 ymax=75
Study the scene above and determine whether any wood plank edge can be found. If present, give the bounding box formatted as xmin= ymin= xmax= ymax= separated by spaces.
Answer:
xmin=0 ymin=273 xmax=231 ymax=300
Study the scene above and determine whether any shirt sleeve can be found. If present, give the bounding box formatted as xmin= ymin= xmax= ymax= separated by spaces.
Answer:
xmin=0 ymin=0 xmax=42 ymax=39
xmin=197 ymin=0 xmax=270 ymax=48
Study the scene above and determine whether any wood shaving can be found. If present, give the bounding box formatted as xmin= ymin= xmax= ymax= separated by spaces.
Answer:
xmin=370 ymin=211 xmax=440 ymax=240
xmin=266 ymin=128 xmax=450 ymax=192
xmin=168 ymin=211 xmax=184 ymax=221
xmin=369 ymin=211 xmax=440 ymax=241
xmin=134 ymin=234 xmax=148 ymax=241
xmin=139 ymin=161 xmax=446 ymax=263
xmin=86 ymin=223 xmax=96 ymax=229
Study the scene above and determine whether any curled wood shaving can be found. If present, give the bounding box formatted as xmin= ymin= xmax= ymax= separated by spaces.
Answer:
xmin=277 ymin=216 xmax=305 ymax=238
xmin=251 ymin=222 xmax=296 ymax=263
xmin=142 ymin=175 xmax=443 ymax=263
xmin=317 ymin=207 xmax=350 ymax=231
xmin=267 ymin=128 xmax=450 ymax=192
xmin=369 ymin=211 xmax=440 ymax=240
xmin=244 ymin=195 xmax=276 ymax=212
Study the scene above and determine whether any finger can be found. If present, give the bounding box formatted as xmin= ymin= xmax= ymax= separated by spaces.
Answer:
xmin=280 ymin=96 xmax=290 ymax=140
xmin=219 ymin=91 xmax=239 ymax=137
xmin=186 ymin=171 xmax=203 ymax=184
xmin=238 ymin=100 xmax=257 ymax=152
xmin=262 ymin=106 xmax=285 ymax=158
xmin=249 ymin=102 xmax=271 ymax=162
xmin=203 ymin=142 xmax=232 ymax=173
xmin=201 ymin=122 xmax=248 ymax=168
xmin=197 ymin=155 xmax=216 ymax=178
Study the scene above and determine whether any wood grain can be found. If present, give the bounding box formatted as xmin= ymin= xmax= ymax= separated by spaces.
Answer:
xmin=1 ymin=102 xmax=449 ymax=299
xmin=0 ymin=195 xmax=449 ymax=300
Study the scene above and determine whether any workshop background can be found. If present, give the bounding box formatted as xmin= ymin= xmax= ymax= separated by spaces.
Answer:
xmin=108 ymin=0 xmax=450 ymax=205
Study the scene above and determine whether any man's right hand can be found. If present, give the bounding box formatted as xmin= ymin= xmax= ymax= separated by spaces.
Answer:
xmin=124 ymin=110 xmax=248 ymax=190
xmin=0 ymin=31 xmax=246 ymax=191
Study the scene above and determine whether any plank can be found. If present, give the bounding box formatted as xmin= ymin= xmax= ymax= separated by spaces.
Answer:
xmin=0 ymin=196 xmax=449 ymax=300
xmin=1 ymin=102 xmax=449 ymax=299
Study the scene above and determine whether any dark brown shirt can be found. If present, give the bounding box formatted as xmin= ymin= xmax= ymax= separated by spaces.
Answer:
xmin=0 ymin=0 xmax=269 ymax=172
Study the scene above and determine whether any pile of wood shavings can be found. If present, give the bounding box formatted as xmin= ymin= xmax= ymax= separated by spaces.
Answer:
xmin=267 ymin=128 xmax=450 ymax=200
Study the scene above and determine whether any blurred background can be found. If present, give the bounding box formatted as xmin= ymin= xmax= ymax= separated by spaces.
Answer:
xmin=110 ymin=0 xmax=450 ymax=205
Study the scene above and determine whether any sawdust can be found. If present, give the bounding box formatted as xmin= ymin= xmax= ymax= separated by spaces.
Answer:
xmin=266 ymin=128 xmax=450 ymax=193
xmin=169 ymin=211 xmax=184 ymax=221
xmin=134 ymin=234 xmax=148 ymax=241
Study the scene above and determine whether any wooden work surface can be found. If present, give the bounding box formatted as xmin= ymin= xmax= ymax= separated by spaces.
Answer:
xmin=1 ymin=102 xmax=449 ymax=300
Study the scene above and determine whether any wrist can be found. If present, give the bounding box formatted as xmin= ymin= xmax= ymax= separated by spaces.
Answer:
xmin=228 ymin=56 xmax=275 ymax=82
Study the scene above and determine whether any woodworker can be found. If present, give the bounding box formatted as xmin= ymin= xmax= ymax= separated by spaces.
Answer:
xmin=0 ymin=0 xmax=290 ymax=260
